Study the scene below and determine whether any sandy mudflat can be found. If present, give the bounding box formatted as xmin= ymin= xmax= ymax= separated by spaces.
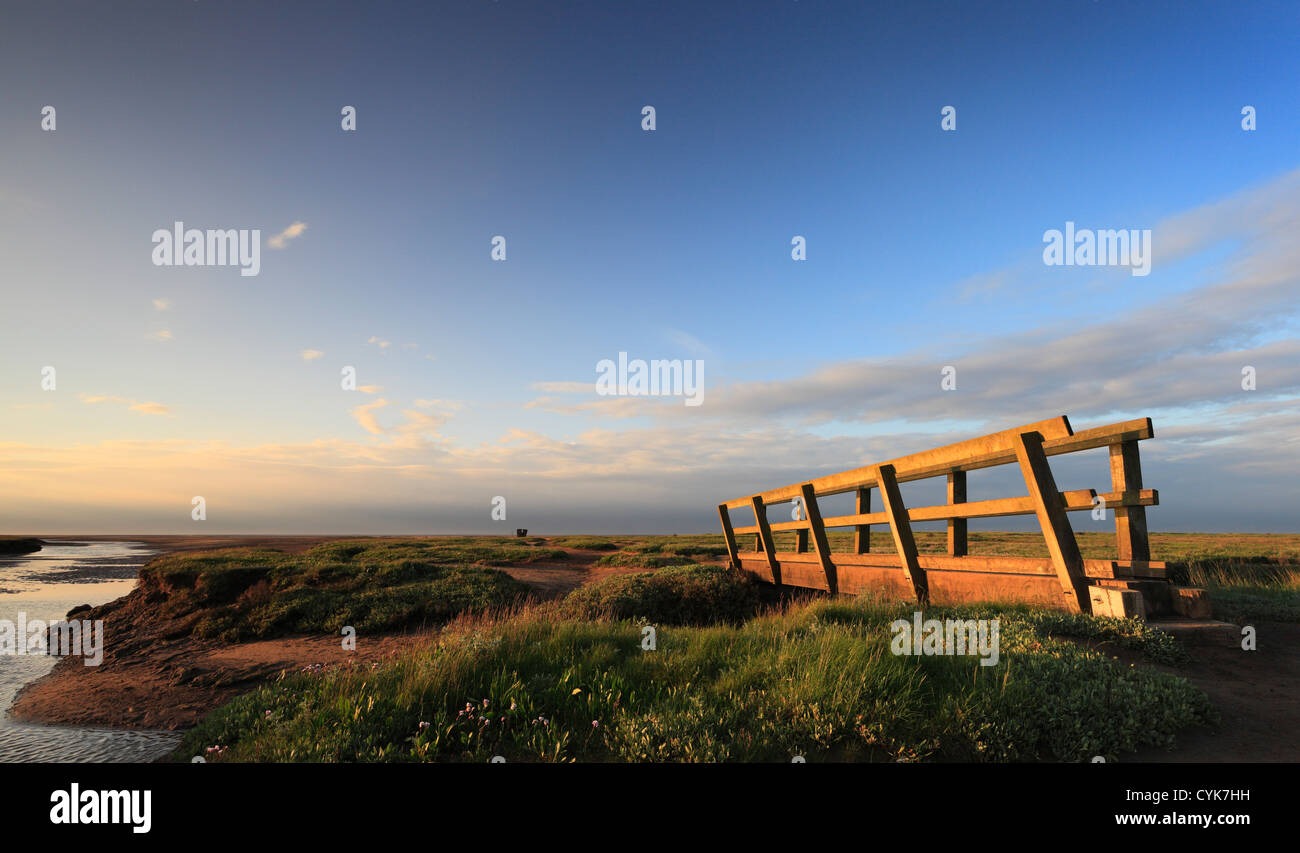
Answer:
xmin=30 ymin=534 xmax=376 ymax=554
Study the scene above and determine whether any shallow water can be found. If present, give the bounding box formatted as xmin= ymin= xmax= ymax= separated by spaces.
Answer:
xmin=0 ymin=541 xmax=182 ymax=762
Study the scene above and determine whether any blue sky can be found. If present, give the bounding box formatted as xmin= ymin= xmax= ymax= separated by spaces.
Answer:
xmin=1 ymin=0 xmax=1298 ymax=533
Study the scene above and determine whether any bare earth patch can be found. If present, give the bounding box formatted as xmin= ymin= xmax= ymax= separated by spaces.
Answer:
xmin=1126 ymin=621 xmax=1300 ymax=762
xmin=10 ymin=632 xmax=430 ymax=730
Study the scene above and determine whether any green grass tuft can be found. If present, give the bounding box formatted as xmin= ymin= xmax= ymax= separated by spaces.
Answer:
xmin=140 ymin=540 xmax=534 ymax=642
xmin=559 ymin=564 xmax=760 ymax=625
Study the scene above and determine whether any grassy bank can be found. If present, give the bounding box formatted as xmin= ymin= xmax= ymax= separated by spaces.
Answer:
xmin=138 ymin=538 xmax=552 ymax=642
xmin=175 ymin=563 xmax=1213 ymax=763
xmin=1182 ymin=559 xmax=1300 ymax=623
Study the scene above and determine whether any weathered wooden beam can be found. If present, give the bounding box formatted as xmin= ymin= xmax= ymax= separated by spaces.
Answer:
xmin=789 ymin=493 xmax=809 ymax=552
xmin=749 ymin=551 xmax=1126 ymax=578
xmin=874 ymin=463 xmax=929 ymax=605
xmin=1051 ymin=418 xmax=1153 ymax=456
xmin=800 ymin=483 xmax=837 ymax=594
xmin=1013 ymin=431 xmax=1090 ymax=613
xmin=730 ymin=488 xmax=1158 ymax=535
xmin=722 ymin=416 xmax=1155 ymax=511
xmin=717 ymin=504 xmax=740 ymax=568
xmin=1109 ymin=440 xmax=1151 ymax=562
xmin=735 ymin=558 xmax=1090 ymax=609
xmin=750 ymin=496 xmax=781 ymax=585
xmin=722 ymin=416 xmax=1073 ymax=509
xmin=852 ymin=487 xmax=871 ymax=553
xmin=947 ymin=470 xmax=968 ymax=557
xmin=1116 ymin=560 xmax=1169 ymax=579
xmin=738 ymin=553 xmax=1175 ymax=587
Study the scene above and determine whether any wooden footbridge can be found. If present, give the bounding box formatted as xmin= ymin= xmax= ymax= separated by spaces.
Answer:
xmin=716 ymin=416 xmax=1209 ymax=618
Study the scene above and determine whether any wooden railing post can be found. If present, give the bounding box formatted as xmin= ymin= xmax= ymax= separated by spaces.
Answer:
xmin=750 ymin=495 xmax=781 ymax=585
xmin=799 ymin=483 xmax=837 ymax=594
xmin=874 ymin=464 xmax=929 ymax=606
xmin=717 ymin=504 xmax=740 ymax=569
xmin=1109 ymin=440 xmax=1151 ymax=561
xmin=793 ymin=496 xmax=809 ymax=553
xmin=853 ymin=487 xmax=871 ymax=553
xmin=1013 ymin=431 xmax=1090 ymax=612
xmin=947 ymin=471 xmax=968 ymax=557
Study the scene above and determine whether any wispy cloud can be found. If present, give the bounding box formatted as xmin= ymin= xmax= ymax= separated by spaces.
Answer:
xmin=79 ymin=393 xmax=171 ymax=416
xmin=349 ymin=397 xmax=449 ymax=442
xmin=129 ymin=401 xmax=171 ymax=416
xmin=350 ymin=398 xmax=389 ymax=435
xmin=147 ymin=330 xmax=173 ymax=342
xmin=531 ymin=381 xmax=596 ymax=394
xmin=267 ymin=221 xmax=308 ymax=249
xmin=414 ymin=398 xmax=464 ymax=411
xmin=152 ymin=298 xmax=172 ymax=311
xmin=300 ymin=349 xmax=325 ymax=361
xmin=665 ymin=329 xmax=715 ymax=359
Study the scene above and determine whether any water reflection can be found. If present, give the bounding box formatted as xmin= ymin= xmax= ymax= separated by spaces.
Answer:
xmin=0 ymin=541 xmax=182 ymax=763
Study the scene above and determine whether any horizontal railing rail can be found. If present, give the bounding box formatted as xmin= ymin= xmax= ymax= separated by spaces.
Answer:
xmin=720 ymin=417 xmax=1153 ymax=510
xmin=730 ymin=489 xmax=1159 ymax=534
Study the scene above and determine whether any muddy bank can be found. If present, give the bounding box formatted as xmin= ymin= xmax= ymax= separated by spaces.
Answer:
xmin=10 ymin=629 xmax=434 ymax=730
xmin=0 ymin=537 xmax=44 ymax=555
xmin=36 ymin=534 xmax=369 ymax=555
xmin=8 ymin=537 xmax=629 ymax=730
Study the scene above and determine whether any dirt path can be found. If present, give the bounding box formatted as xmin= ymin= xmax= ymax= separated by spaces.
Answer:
xmin=1127 ymin=621 xmax=1300 ymax=762
xmin=499 ymin=548 xmax=680 ymax=598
